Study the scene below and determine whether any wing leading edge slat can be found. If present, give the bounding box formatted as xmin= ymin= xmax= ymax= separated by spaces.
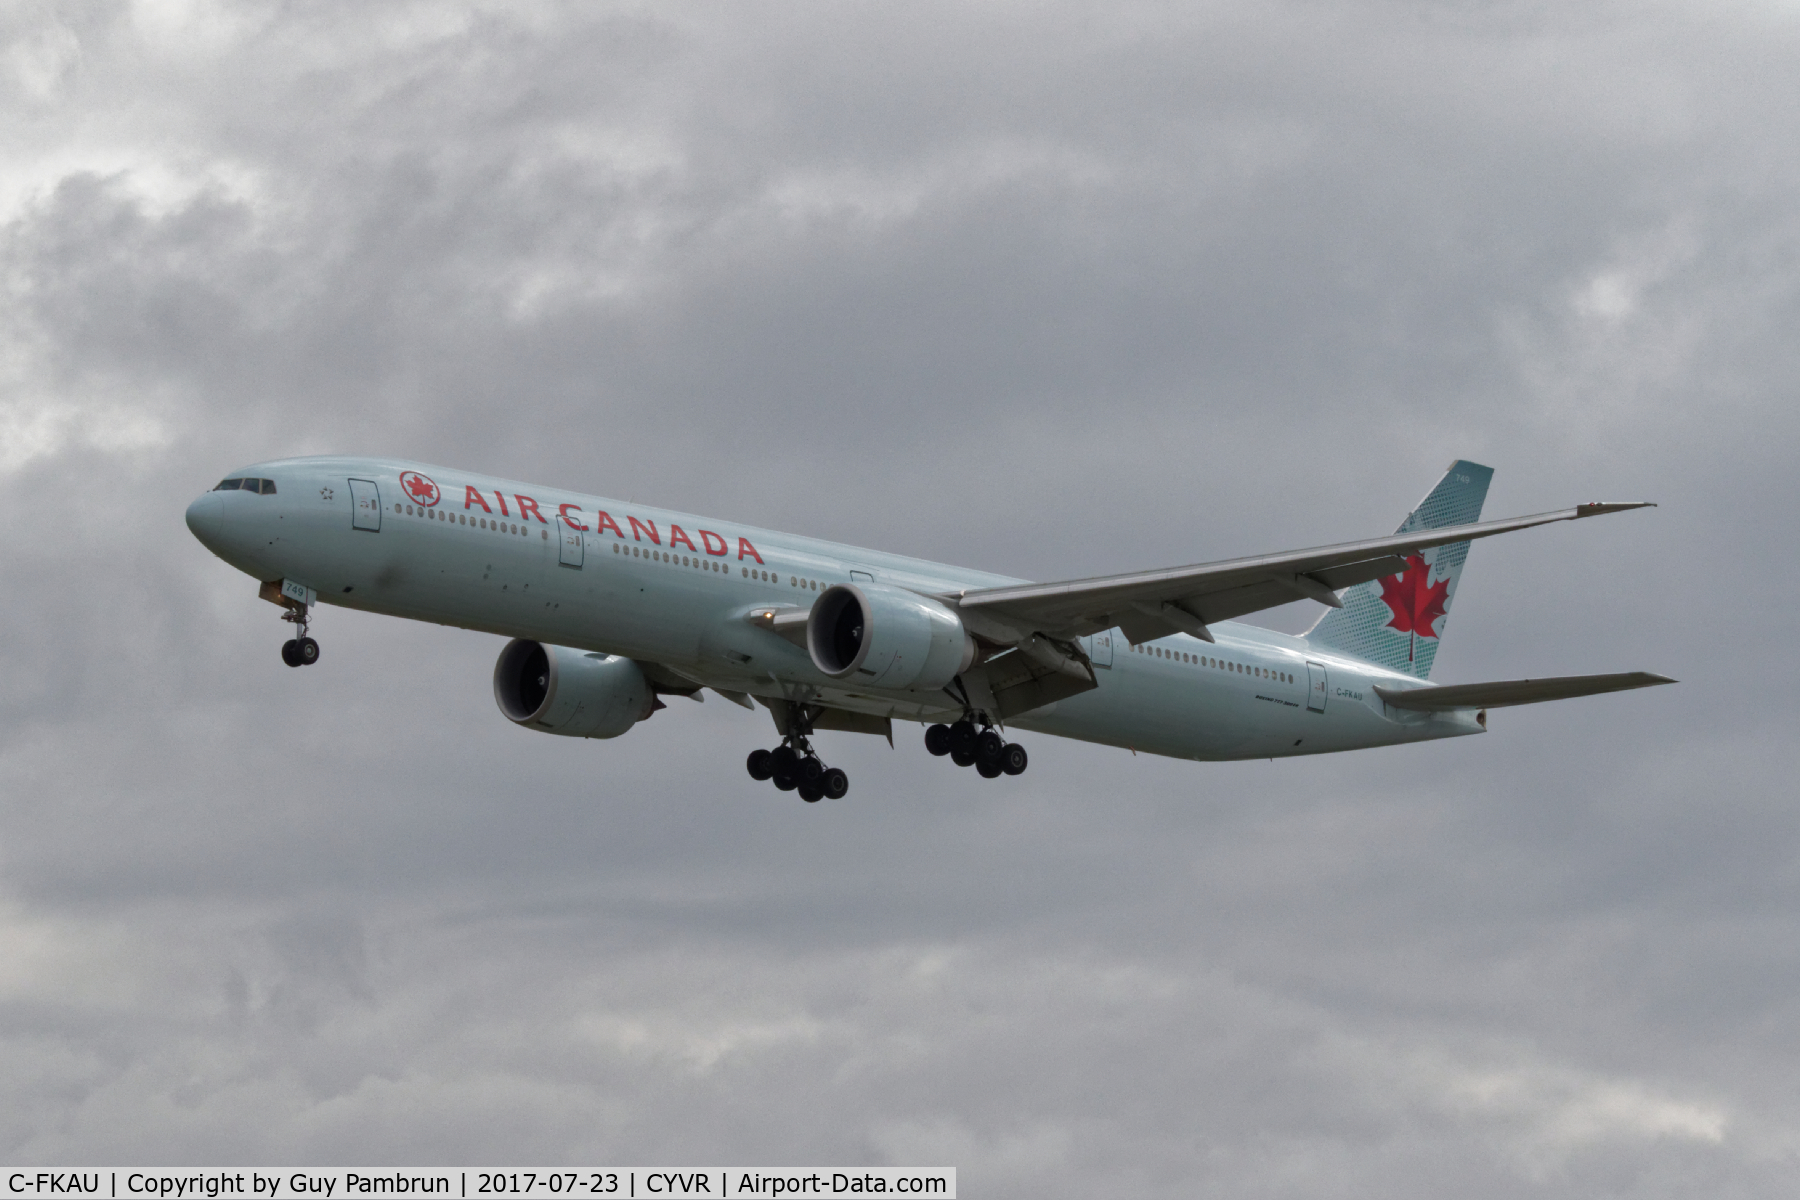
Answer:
xmin=951 ymin=503 xmax=1654 ymax=642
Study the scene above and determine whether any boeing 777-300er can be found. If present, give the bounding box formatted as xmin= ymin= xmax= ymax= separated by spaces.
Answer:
xmin=185 ymin=457 xmax=1672 ymax=801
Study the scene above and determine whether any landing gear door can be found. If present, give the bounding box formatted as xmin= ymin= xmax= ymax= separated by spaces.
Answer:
xmin=349 ymin=478 xmax=381 ymax=531
xmin=1087 ymin=629 xmax=1114 ymax=669
xmin=1306 ymin=661 xmax=1328 ymax=712
xmin=558 ymin=523 xmax=584 ymax=568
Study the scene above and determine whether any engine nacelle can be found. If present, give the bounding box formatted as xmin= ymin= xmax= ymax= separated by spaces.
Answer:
xmin=808 ymin=582 xmax=975 ymax=691
xmin=493 ymin=639 xmax=656 ymax=738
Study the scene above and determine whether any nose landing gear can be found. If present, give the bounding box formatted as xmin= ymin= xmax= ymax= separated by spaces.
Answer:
xmin=278 ymin=601 xmax=320 ymax=668
xmin=925 ymin=717 xmax=1027 ymax=779
xmin=280 ymin=636 xmax=320 ymax=667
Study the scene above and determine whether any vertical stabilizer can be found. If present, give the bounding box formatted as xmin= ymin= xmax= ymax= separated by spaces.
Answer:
xmin=1304 ymin=460 xmax=1493 ymax=679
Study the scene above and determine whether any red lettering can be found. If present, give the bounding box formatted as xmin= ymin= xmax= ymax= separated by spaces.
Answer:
xmin=557 ymin=503 xmax=589 ymax=531
xmin=628 ymin=516 xmax=660 ymax=544
xmin=668 ymin=525 xmax=697 ymax=552
xmin=699 ymin=530 xmax=728 ymax=556
xmin=515 ymin=495 xmax=547 ymax=524
xmin=736 ymin=537 xmax=764 ymax=564
xmin=495 ymin=492 xmax=510 ymax=517
xmin=463 ymin=486 xmax=492 ymax=513
xmin=594 ymin=511 xmax=624 ymax=538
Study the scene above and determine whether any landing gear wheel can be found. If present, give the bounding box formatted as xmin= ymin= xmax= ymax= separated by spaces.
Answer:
xmin=280 ymin=640 xmax=302 ymax=668
xmin=951 ymin=748 xmax=977 ymax=768
xmin=773 ymin=771 xmax=799 ymax=791
xmin=924 ymin=724 xmax=953 ymax=757
xmin=822 ymin=767 xmax=849 ymax=800
xmin=1001 ymin=743 xmax=1029 ymax=775
xmin=770 ymin=745 xmax=798 ymax=776
xmin=746 ymin=749 xmax=774 ymax=781
xmin=976 ymin=729 xmax=1005 ymax=764
xmin=799 ymin=757 xmax=825 ymax=786
xmin=949 ymin=720 xmax=978 ymax=757
xmin=798 ymin=783 xmax=824 ymax=803
xmin=297 ymin=637 xmax=320 ymax=666
xmin=976 ymin=759 xmax=1004 ymax=779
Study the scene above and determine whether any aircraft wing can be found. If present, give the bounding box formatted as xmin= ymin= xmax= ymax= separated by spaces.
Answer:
xmin=1373 ymin=671 xmax=1675 ymax=710
xmin=949 ymin=502 xmax=1653 ymax=646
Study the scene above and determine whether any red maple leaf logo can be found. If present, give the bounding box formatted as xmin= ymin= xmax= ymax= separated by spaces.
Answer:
xmin=1377 ymin=554 xmax=1450 ymax=661
xmin=401 ymin=471 xmax=439 ymax=506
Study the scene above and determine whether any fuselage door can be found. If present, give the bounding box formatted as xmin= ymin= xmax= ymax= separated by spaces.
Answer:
xmin=349 ymin=478 xmax=381 ymax=531
xmin=558 ymin=523 xmax=584 ymax=568
xmin=1305 ymin=661 xmax=1328 ymax=712
xmin=1088 ymin=629 xmax=1114 ymax=669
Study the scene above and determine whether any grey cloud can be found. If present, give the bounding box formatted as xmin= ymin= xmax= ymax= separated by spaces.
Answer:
xmin=1 ymin=1 xmax=1796 ymax=1195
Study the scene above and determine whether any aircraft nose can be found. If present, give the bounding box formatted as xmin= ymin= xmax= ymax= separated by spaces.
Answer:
xmin=186 ymin=491 xmax=225 ymax=548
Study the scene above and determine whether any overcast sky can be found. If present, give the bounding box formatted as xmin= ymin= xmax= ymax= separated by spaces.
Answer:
xmin=2 ymin=1 xmax=1797 ymax=1194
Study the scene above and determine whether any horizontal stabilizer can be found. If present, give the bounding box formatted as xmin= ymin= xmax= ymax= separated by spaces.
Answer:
xmin=1374 ymin=671 xmax=1675 ymax=711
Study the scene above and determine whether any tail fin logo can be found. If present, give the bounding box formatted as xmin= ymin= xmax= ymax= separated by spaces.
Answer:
xmin=1378 ymin=554 xmax=1451 ymax=662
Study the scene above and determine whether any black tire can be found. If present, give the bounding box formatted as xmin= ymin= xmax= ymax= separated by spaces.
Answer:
xmin=799 ymin=757 xmax=825 ymax=785
xmin=280 ymin=640 xmax=302 ymax=668
xmin=798 ymin=784 xmax=824 ymax=803
xmin=298 ymin=637 xmax=320 ymax=665
xmin=976 ymin=729 xmax=1004 ymax=763
xmin=822 ymin=767 xmax=849 ymax=800
xmin=924 ymin=724 xmax=953 ymax=757
xmin=746 ymin=749 xmax=774 ymax=781
xmin=950 ymin=748 xmax=977 ymax=768
xmin=1001 ymin=743 xmax=1028 ymax=776
xmin=976 ymin=759 xmax=1003 ymax=779
xmin=770 ymin=745 xmax=798 ymax=776
xmin=773 ymin=771 xmax=798 ymax=792
xmin=949 ymin=720 xmax=978 ymax=756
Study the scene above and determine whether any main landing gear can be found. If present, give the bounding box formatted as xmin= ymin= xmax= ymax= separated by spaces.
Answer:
xmin=925 ymin=718 xmax=1027 ymax=779
xmin=746 ymin=738 xmax=850 ymax=803
xmin=279 ymin=605 xmax=321 ymax=668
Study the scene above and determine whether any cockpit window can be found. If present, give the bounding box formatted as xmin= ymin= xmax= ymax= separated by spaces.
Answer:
xmin=215 ymin=478 xmax=243 ymax=490
xmin=215 ymin=477 xmax=276 ymax=493
xmin=256 ymin=478 xmax=276 ymax=494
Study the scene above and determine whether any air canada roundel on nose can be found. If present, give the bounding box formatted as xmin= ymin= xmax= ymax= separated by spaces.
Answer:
xmin=400 ymin=471 xmax=440 ymax=507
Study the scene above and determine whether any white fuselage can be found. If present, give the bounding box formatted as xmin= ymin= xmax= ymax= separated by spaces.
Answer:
xmin=185 ymin=456 xmax=1482 ymax=760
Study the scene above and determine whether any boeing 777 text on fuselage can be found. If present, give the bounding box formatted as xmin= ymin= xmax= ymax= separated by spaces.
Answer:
xmin=185 ymin=457 xmax=1671 ymax=800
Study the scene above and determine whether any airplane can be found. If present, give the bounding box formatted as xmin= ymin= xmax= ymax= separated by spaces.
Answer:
xmin=185 ymin=457 xmax=1673 ymax=802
